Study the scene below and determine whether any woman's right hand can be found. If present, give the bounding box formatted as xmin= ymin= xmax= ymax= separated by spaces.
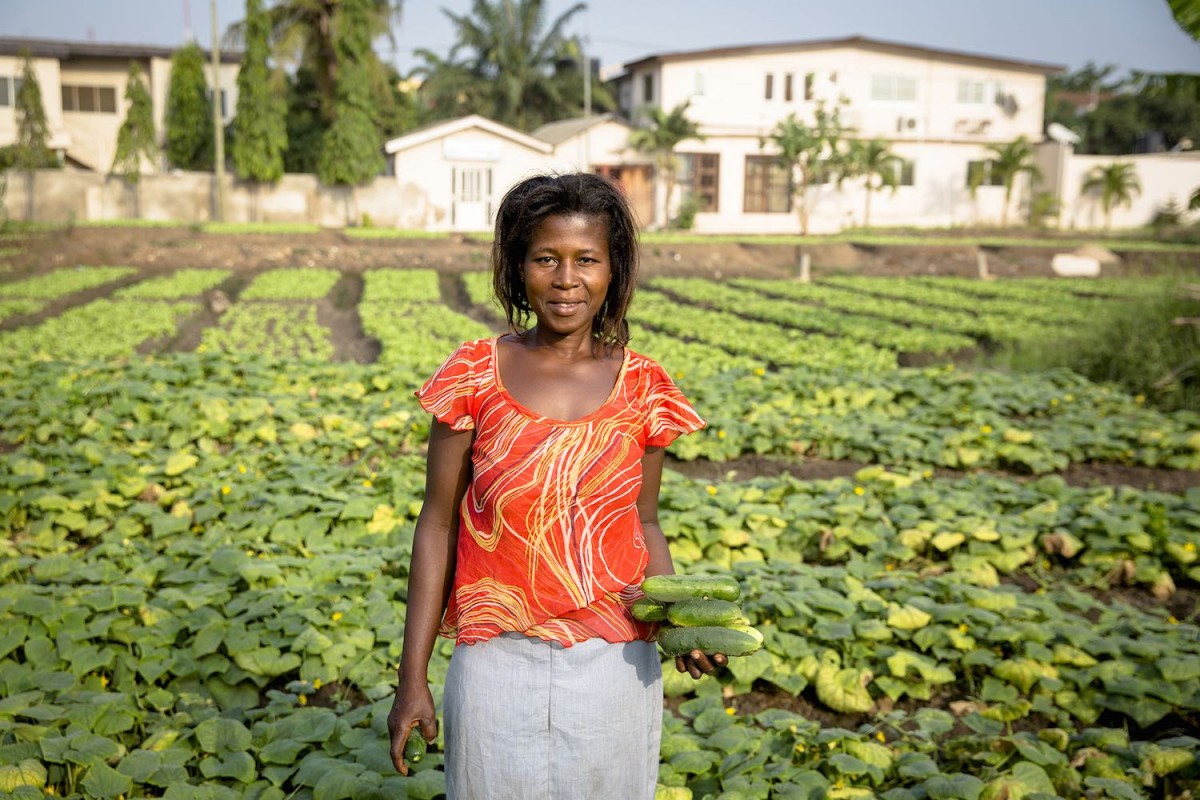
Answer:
xmin=387 ymin=680 xmax=437 ymax=776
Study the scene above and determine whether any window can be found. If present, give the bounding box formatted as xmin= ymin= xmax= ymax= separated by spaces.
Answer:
xmin=0 ymin=76 xmax=23 ymax=107
xmin=693 ymin=70 xmax=705 ymax=96
xmin=764 ymin=73 xmax=773 ymax=100
xmin=642 ymin=73 xmax=654 ymax=104
xmin=804 ymin=72 xmax=814 ymax=101
xmin=870 ymin=74 xmax=917 ymax=102
xmin=62 ymin=84 xmax=117 ymax=113
xmin=957 ymin=79 xmax=988 ymax=105
xmin=784 ymin=73 xmax=794 ymax=102
xmin=744 ymin=155 xmax=790 ymax=213
xmin=966 ymin=160 xmax=1004 ymax=187
xmin=812 ymin=158 xmax=837 ymax=186
xmin=205 ymin=88 xmax=229 ymax=119
xmin=885 ymin=159 xmax=916 ymax=187
xmin=678 ymin=153 xmax=719 ymax=212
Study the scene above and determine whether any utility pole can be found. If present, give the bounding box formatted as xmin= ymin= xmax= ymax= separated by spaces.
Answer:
xmin=211 ymin=0 xmax=226 ymax=221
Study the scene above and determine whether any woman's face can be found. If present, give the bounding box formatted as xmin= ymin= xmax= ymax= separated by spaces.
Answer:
xmin=521 ymin=213 xmax=612 ymax=338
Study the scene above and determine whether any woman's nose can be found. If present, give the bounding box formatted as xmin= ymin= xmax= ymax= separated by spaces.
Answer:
xmin=553 ymin=262 xmax=580 ymax=286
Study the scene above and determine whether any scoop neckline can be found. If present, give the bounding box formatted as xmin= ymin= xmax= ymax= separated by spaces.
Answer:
xmin=490 ymin=335 xmax=629 ymax=425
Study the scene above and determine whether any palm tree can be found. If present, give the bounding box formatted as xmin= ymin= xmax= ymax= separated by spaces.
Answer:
xmin=762 ymin=102 xmax=849 ymax=235
xmin=848 ymin=138 xmax=902 ymax=230
xmin=970 ymin=136 xmax=1042 ymax=227
xmin=416 ymin=0 xmax=600 ymax=131
xmin=226 ymin=0 xmax=403 ymax=121
xmin=629 ymin=101 xmax=705 ymax=229
xmin=1082 ymin=162 xmax=1142 ymax=230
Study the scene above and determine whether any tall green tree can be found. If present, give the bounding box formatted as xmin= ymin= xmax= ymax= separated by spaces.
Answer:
xmin=415 ymin=0 xmax=606 ymax=130
xmin=1167 ymin=0 xmax=1200 ymax=38
xmin=283 ymin=65 xmax=324 ymax=173
xmin=847 ymin=138 xmax=902 ymax=230
xmin=316 ymin=0 xmax=384 ymax=187
xmin=164 ymin=42 xmax=214 ymax=170
xmin=13 ymin=51 xmax=56 ymax=221
xmin=112 ymin=62 xmax=159 ymax=217
xmin=629 ymin=101 xmax=705 ymax=229
xmin=762 ymin=102 xmax=850 ymax=235
xmin=1081 ymin=162 xmax=1142 ymax=230
xmin=969 ymin=136 xmax=1042 ymax=227
xmin=232 ymin=0 xmax=288 ymax=185
xmin=227 ymin=0 xmax=403 ymax=122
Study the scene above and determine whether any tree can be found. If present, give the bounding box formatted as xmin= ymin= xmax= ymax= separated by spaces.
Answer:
xmin=232 ymin=0 xmax=288 ymax=186
xmin=762 ymin=102 xmax=850 ymax=235
xmin=164 ymin=42 xmax=214 ymax=170
xmin=847 ymin=138 xmax=902 ymax=230
xmin=629 ymin=101 xmax=705 ymax=229
xmin=1167 ymin=0 xmax=1200 ymax=39
xmin=1081 ymin=162 xmax=1142 ymax=230
xmin=283 ymin=65 xmax=324 ymax=173
xmin=414 ymin=0 xmax=608 ymax=130
xmin=316 ymin=0 xmax=384 ymax=188
xmin=12 ymin=51 xmax=57 ymax=221
xmin=227 ymin=0 xmax=403 ymax=122
xmin=970 ymin=136 xmax=1042 ymax=227
xmin=112 ymin=62 xmax=159 ymax=216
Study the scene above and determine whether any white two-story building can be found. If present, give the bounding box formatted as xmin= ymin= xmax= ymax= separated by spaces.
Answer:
xmin=611 ymin=36 xmax=1062 ymax=233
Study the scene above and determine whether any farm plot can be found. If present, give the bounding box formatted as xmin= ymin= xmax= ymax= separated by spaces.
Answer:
xmin=199 ymin=268 xmax=338 ymax=361
xmin=1 ymin=261 xmax=1199 ymax=799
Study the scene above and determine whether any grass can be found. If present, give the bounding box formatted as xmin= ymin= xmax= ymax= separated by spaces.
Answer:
xmin=341 ymin=227 xmax=472 ymax=240
xmin=198 ymin=221 xmax=323 ymax=235
xmin=990 ymin=276 xmax=1200 ymax=412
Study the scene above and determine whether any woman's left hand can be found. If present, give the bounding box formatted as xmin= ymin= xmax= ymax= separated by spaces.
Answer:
xmin=675 ymin=649 xmax=727 ymax=679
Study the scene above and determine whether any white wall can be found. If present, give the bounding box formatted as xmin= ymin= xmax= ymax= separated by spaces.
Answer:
xmin=1062 ymin=152 xmax=1200 ymax=230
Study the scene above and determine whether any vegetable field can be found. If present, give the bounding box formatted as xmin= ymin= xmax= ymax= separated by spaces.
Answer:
xmin=2 ymin=257 xmax=1199 ymax=800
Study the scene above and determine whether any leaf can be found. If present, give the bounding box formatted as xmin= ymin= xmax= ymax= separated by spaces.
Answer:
xmin=81 ymin=762 xmax=133 ymax=799
xmin=923 ymin=773 xmax=985 ymax=800
xmin=887 ymin=603 xmax=932 ymax=631
xmin=199 ymin=751 xmax=257 ymax=783
xmin=0 ymin=760 xmax=47 ymax=792
xmin=194 ymin=717 xmax=252 ymax=753
xmin=815 ymin=651 xmax=874 ymax=713
xmin=164 ymin=451 xmax=198 ymax=477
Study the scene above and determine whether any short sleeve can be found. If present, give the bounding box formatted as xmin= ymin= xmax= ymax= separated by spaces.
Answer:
xmin=642 ymin=361 xmax=706 ymax=448
xmin=415 ymin=340 xmax=488 ymax=431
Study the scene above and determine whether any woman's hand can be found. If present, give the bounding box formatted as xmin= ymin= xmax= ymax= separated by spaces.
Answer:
xmin=675 ymin=649 xmax=727 ymax=679
xmin=387 ymin=682 xmax=437 ymax=776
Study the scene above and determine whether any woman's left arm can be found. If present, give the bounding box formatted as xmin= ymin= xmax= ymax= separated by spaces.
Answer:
xmin=637 ymin=445 xmax=726 ymax=679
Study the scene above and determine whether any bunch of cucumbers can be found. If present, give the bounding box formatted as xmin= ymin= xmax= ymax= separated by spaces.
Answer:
xmin=634 ymin=574 xmax=763 ymax=658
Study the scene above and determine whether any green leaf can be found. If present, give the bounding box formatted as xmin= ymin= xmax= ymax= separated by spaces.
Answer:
xmin=194 ymin=717 xmax=252 ymax=753
xmin=81 ymin=761 xmax=133 ymax=799
xmin=164 ymin=451 xmax=199 ymax=476
xmin=924 ymin=773 xmax=985 ymax=800
xmin=0 ymin=760 xmax=47 ymax=791
xmin=199 ymin=751 xmax=257 ymax=783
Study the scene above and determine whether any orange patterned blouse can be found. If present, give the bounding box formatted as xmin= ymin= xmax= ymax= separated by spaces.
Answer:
xmin=416 ymin=336 xmax=705 ymax=647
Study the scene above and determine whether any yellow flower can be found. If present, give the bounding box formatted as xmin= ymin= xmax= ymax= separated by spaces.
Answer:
xmin=981 ymin=425 xmax=993 ymax=434
xmin=298 ymin=694 xmax=307 ymax=706
xmin=1168 ymin=615 xmax=1179 ymax=625
xmin=675 ymin=371 xmax=685 ymax=380
xmin=1134 ymin=394 xmax=1145 ymax=405
xmin=725 ymin=706 xmax=736 ymax=715
xmin=313 ymin=679 xmax=323 ymax=690
xmin=717 ymin=430 xmax=727 ymax=440
xmin=854 ymin=486 xmax=865 ymax=496
xmin=876 ymin=731 xmax=886 ymax=742
xmin=47 ymin=788 xmax=57 ymax=796
xmin=221 ymin=485 xmax=231 ymax=495
xmin=922 ymin=470 xmax=933 ymax=479
xmin=1050 ymin=398 xmax=1059 ymax=407
xmin=331 ymin=611 xmax=344 ymax=623
xmin=99 ymin=674 xmax=109 ymax=688
xmin=362 ymin=479 xmax=373 ymax=488
xmin=885 ymin=563 xmax=895 ymax=571
xmin=828 ymin=741 xmax=839 ymax=750
xmin=794 ymin=743 xmax=806 ymax=753
xmin=753 ymin=367 xmax=766 ymax=377
xmin=237 ymin=464 xmax=247 ymax=474
xmin=706 ymin=485 xmax=718 ymax=496
xmin=1185 ymin=542 xmax=1196 ymax=552
xmin=383 ymin=399 xmax=392 ymax=408
xmin=958 ymin=623 xmax=969 ymax=634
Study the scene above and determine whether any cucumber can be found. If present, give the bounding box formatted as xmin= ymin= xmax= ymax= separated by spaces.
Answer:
xmin=631 ymin=596 xmax=668 ymax=622
xmin=403 ymin=729 xmax=427 ymax=765
xmin=641 ymin=574 xmax=741 ymax=603
xmin=656 ymin=625 xmax=762 ymax=658
xmin=666 ymin=598 xmax=748 ymax=628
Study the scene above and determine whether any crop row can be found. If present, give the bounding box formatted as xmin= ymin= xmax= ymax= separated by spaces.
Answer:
xmin=199 ymin=304 xmax=334 ymax=361
xmin=113 ymin=268 xmax=232 ymax=300
xmin=239 ymin=269 xmax=341 ymax=301
xmin=0 ymin=266 xmax=134 ymax=300
xmin=0 ymin=299 xmax=197 ymax=360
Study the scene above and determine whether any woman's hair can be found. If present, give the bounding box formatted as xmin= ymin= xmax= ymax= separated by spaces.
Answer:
xmin=491 ymin=172 xmax=639 ymax=347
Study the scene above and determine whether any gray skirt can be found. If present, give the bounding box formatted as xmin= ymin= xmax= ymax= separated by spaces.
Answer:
xmin=443 ymin=633 xmax=663 ymax=800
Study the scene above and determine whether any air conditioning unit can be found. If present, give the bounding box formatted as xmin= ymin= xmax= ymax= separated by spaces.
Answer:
xmin=896 ymin=116 xmax=920 ymax=134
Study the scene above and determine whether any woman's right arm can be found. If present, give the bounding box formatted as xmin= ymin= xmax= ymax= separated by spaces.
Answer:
xmin=388 ymin=418 xmax=474 ymax=775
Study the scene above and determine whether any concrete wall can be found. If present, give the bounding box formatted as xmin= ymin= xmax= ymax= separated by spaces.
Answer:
xmin=2 ymin=168 xmax=404 ymax=228
xmin=1062 ymin=152 xmax=1200 ymax=230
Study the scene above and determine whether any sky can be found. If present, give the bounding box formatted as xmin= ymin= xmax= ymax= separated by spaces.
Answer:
xmin=2 ymin=0 xmax=1199 ymax=78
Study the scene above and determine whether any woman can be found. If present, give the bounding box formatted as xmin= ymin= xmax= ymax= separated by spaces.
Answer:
xmin=387 ymin=172 xmax=721 ymax=799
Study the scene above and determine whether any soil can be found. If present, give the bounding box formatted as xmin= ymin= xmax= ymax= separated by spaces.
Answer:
xmin=4 ymin=224 xmax=1199 ymax=496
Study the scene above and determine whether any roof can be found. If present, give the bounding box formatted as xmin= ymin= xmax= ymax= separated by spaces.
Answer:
xmin=384 ymin=114 xmax=553 ymax=155
xmin=617 ymin=35 xmax=1064 ymax=76
xmin=0 ymin=36 xmax=241 ymax=64
xmin=531 ymin=113 xmax=630 ymax=145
